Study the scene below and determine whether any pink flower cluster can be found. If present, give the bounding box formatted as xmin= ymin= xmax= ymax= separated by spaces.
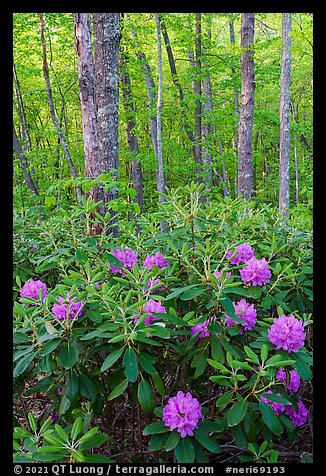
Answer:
xmin=285 ymin=401 xmax=309 ymax=427
xmin=110 ymin=249 xmax=138 ymax=275
xmin=191 ymin=319 xmax=210 ymax=340
xmin=143 ymin=252 xmax=169 ymax=271
xmin=227 ymin=242 xmax=254 ymax=265
xmin=240 ymin=257 xmax=272 ymax=287
xmin=134 ymin=299 xmax=167 ymax=326
xmin=162 ymin=391 xmax=202 ymax=438
xmin=225 ymin=299 xmax=257 ymax=331
xmin=20 ymin=279 xmax=48 ymax=302
xmin=51 ymin=292 xmax=83 ymax=321
xmin=268 ymin=314 xmax=306 ymax=353
xmin=276 ymin=368 xmax=301 ymax=394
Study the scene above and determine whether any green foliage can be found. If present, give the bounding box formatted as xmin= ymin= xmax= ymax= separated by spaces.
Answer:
xmin=13 ymin=183 xmax=312 ymax=462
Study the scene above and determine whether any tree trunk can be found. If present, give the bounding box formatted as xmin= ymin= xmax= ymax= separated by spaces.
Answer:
xmin=194 ymin=13 xmax=202 ymax=184
xmin=279 ymin=13 xmax=292 ymax=218
xmin=13 ymin=62 xmax=32 ymax=152
xmin=159 ymin=16 xmax=196 ymax=160
xmin=93 ymin=13 xmax=121 ymax=236
xmin=237 ymin=13 xmax=255 ymax=201
xmin=131 ymin=29 xmax=158 ymax=159
xmin=155 ymin=13 xmax=167 ymax=232
xmin=119 ymin=44 xmax=143 ymax=213
xmin=73 ymin=13 xmax=102 ymax=205
xmin=13 ymin=128 xmax=39 ymax=196
xmin=201 ymin=15 xmax=213 ymax=198
xmin=39 ymin=13 xmax=82 ymax=205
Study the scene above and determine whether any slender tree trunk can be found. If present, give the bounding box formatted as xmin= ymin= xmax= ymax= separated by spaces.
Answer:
xmin=294 ymin=146 xmax=299 ymax=205
xmin=39 ymin=13 xmax=82 ymax=204
xmin=155 ymin=13 xmax=167 ymax=232
xmin=159 ymin=16 xmax=196 ymax=160
xmin=237 ymin=13 xmax=255 ymax=200
xmin=131 ymin=29 xmax=159 ymax=160
xmin=13 ymin=128 xmax=39 ymax=196
xmin=119 ymin=44 xmax=143 ymax=213
xmin=93 ymin=13 xmax=121 ymax=236
xmin=13 ymin=62 xmax=32 ymax=152
xmin=201 ymin=15 xmax=213 ymax=198
xmin=279 ymin=13 xmax=292 ymax=218
xmin=194 ymin=13 xmax=202 ymax=183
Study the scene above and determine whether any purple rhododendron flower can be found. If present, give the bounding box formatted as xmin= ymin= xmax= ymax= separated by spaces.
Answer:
xmin=51 ymin=292 xmax=83 ymax=321
xmin=57 ymin=387 xmax=64 ymax=395
xmin=276 ymin=368 xmax=301 ymax=394
xmin=162 ymin=391 xmax=202 ymax=438
xmin=49 ymin=410 xmax=59 ymax=424
xmin=146 ymin=278 xmax=165 ymax=294
xmin=143 ymin=252 xmax=169 ymax=271
xmin=225 ymin=299 xmax=257 ymax=331
xmin=20 ymin=279 xmax=48 ymax=302
xmin=226 ymin=242 xmax=254 ymax=265
xmin=260 ymin=390 xmax=285 ymax=416
xmin=110 ymin=249 xmax=138 ymax=275
xmin=192 ymin=319 xmax=210 ymax=340
xmin=285 ymin=400 xmax=309 ymax=427
xmin=134 ymin=299 xmax=167 ymax=326
xmin=268 ymin=314 xmax=305 ymax=353
xmin=214 ymin=269 xmax=232 ymax=286
xmin=240 ymin=257 xmax=272 ymax=286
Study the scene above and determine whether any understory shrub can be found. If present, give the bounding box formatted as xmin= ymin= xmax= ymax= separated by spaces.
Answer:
xmin=13 ymin=183 xmax=313 ymax=463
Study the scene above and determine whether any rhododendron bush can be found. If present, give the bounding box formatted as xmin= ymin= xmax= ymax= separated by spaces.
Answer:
xmin=13 ymin=183 xmax=313 ymax=463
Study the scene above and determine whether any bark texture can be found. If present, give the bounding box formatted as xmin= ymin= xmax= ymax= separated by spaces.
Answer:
xmin=279 ymin=13 xmax=292 ymax=218
xmin=237 ymin=13 xmax=255 ymax=201
xmin=93 ymin=13 xmax=121 ymax=235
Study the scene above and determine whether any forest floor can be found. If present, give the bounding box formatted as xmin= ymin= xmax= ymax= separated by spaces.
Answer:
xmin=14 ymin=377 xmax=313 ymax=464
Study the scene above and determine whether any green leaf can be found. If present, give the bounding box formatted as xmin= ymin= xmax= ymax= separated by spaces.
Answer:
xmin=79 ymin=375 xmax=97 ymax=402
xmin=175 ymin=437 xmax=195 ymax=463
xmin=260 ymin=393 xmax=291 ymax=406
xmin=261 ymin=344 xmax=268 ymax=363
xmin=123 ymin=347 xmax=138 ymax=382
xmin=13 ymin=352 xmax=36 ymax=377
xmin=108 ymin=378 xmax=129 ymax=401
xmin=65 ymin=369 xmax=79 ymax=401
xmin=28 ymin=413 xmax=37 ymax=434
xmin=59 ymin=343 xmax=78 ymax=369
xmin=259 ymin=402 xmax=283 ymax=435
xmin=143 ymin=421 xmax=170 ymax=435
xmin=247 ymin=286 xmax=262 ymax=299
xmin=215 ymin=391 xmax=234 ymax=410
xmin=152 ymin=372 xmax=165 ymax=396
xmin=76 ymin=426 xmax=99 ymax=445
xmin=149 ymin=433 xmax=170 ymax=451
xmin=227 ymin=396 xmax=248 ymax=427
xmin=105 ymin=252 xmax=122 ymax=268
xmin=38 ymin=338 xmax=61 ymax=357
xmin=138 ymin=352 xmax=156 ymax=374
xmin=165 ymin=284 xmax=198 ymax=300
xmin=71 ymin=417 xmax=83 ymax=441
xmin=165 ymin=432 xmax=180 ymax=451
xmin=77 ymin=432 xmax=108 ymax=450
xmin=138 ymin=378 xmax=155 ymax=413
xmin=244 ymin=345 xmax=260 ymax=364
xmin=193 ymin=430 xmax=221 ymax=453
xmin=54 ymin=424 xmax=69 ymax=443
xmin=197 ymin=421 xmax=224 ymax=433
xmin=101 ymin=347 xmax=124 ymax=372
xmin=179 ymin=286 xmax=205 ymax=300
